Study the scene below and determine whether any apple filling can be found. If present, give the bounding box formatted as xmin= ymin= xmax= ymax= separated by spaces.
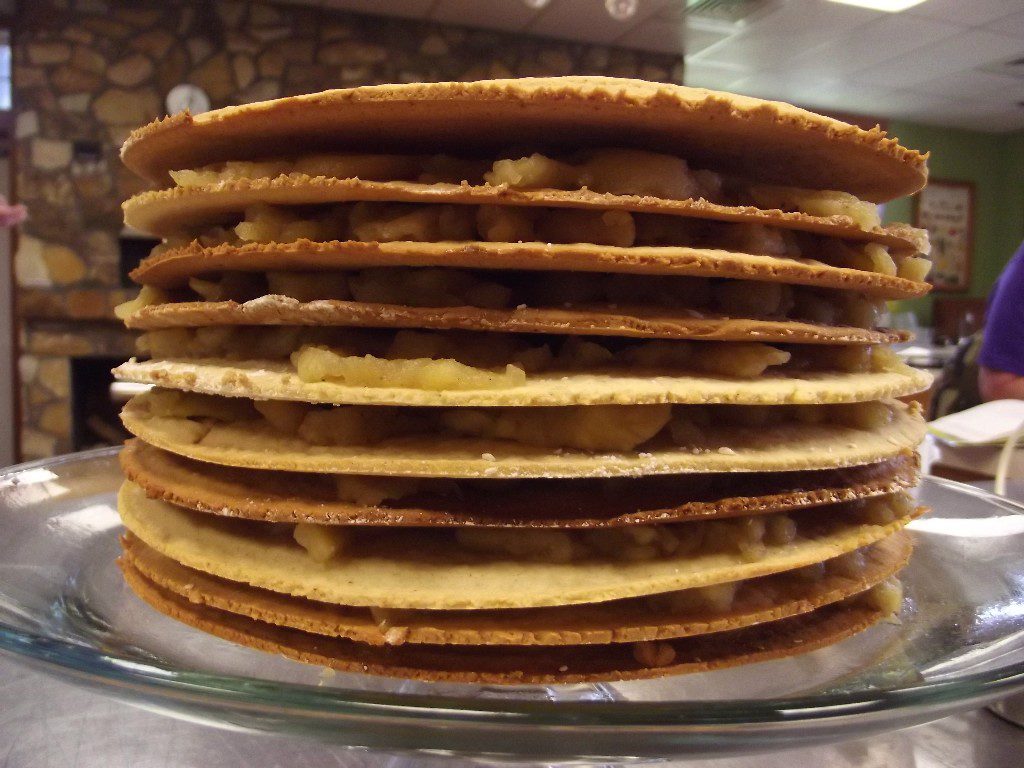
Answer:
xmin=132 ymin=389 xmax=901 ymax=453
xmin=136 ymin=327 xmax=907 ymax=386
xmin=168 ymin=148 xmax=886 ymax=233
xmin=630 ymin=570 xmax=903 ymax=667
xmin=135 ymin=326 xmax=911 ymax=392
xmin=117 ymin=266 xmax=889 ymax=329
xmin=153 ymin=200 xmax=928 ymax=281
xmin=322 ymin=468 xmax=915 ymax=514
xmin=285 ymin=493 xmax=909 ymax=568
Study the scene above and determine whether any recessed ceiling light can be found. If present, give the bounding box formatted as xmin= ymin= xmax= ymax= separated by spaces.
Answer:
xmin=826 ymin=0 xmax=929 ymax=11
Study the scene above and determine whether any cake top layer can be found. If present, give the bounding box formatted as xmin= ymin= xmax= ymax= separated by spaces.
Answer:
xmin=122 ymin=77 xmax=928 ymax=202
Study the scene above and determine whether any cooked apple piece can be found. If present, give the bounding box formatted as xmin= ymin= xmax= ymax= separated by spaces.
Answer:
xmin=350 ymin=203 xmax=441 ymax=242
xmin=291 ymin=153 xmax=423 ymax=181
xmin=293 ymin=523 xmax=351 ymax=563
xmin=898 ymin=255 xmax=932 ymax=282
xmin=170 ymin=160 xmax=290 ymax=187
xmin=114 ymin=285 xmax=171 ymax=319
xmin=349 ymin=268 xmax=512 ymax=309
xmin=620 ymin=341 xmax=693 ymax=369
xmin=489 ymin=404 xmax=673 ymax=451
xmin=578 ymin=148 xmax=715 ymax=199
xmin=714 ymin=280 xmax=792 ymax=318
xmin=187 ymin=276 xmax=223 ymax=301
xmin=632 ymin=640 xmax=677 ymax=667
xmin=748 ymin=185 xmax=881 ymax=230
xmin=792 ymin=290 xmax=839 ymax=325
xmin=417 ymin=155 xmax=491 ymax=184
xmin=813 ymin=345 xmax=872 ymax=372
xmin=265 ymin=271 xmax=351 ymax=302
xmin=295 ymin=406 xmax=419 ymax=445
xmin=582 ymin=524 xmax=680 ymax=561
xmin=291 ymin=344 xmax=526 ymax=390
xmin=846 ymin=243 xmax=897 ymax=276
xmin=455 ymin=527 xmax=577 ymax=563
xmin=828 ymin=548 xmax=867 ymax=578
xmin=476 ymin=205 xmax=536 ymax=242
xmin=137 ymin=328 xmax=192 ymax=357
xmin=556 ymin=337 xmax=615 ymax=369
xmin=254 ymin=400 xmax=309 ymax=435
xmin=833 ymin=401 xmax=893 ymax=430
xmin=691 ymin=342 xmax=791 ymax=378
xmin=839 ymin=294 xmax=885 ymax=328
xmin=716 ymin=223 xmax=798 ymax=257
xmin=765 ymin=514 xmax=798 ymax=545
xmin=296 ymin=407 xmax=376 ymax=445
xmin=484 ymin=153 xmax=578 ymax=189
xmin=535 ymin=208 xmax=636 ymax=247
xmin=334 ymin=475 xmax=456 ymax=506
xmin=869 ymin=345 xmax=910 ymax=373
xmin=142 ymin=389 xmax=256 ymax=421
xmin=865 ymin=577 xmax=903 ymax=614
xmin=147 ymin=416 xmax=211 ymax=444
xmin=192 ymin=327 xmax=236 ymax=356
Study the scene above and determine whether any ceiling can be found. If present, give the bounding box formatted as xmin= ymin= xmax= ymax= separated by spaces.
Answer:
xmin=284 ymin=0 xmax=1024 ymax=133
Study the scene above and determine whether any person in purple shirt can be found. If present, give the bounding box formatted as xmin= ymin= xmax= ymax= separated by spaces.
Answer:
xmin=979 ymin=240 xmax=1024 ymax=401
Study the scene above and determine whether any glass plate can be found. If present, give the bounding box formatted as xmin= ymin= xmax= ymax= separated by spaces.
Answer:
xmin=1 ymin=447 xmax=1023 ymax=763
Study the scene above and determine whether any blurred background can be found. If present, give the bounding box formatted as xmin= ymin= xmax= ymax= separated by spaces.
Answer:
xmin=3 ymin=0 xmax=1023 ymax=464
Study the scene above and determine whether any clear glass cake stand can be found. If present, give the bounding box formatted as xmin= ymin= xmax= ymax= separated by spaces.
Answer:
xmin=0 ymin=446 xmax=1022 ymax=762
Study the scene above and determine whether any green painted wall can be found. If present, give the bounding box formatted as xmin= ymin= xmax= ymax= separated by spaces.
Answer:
xmin=884 ymin=122 xmax=1024 ymax=325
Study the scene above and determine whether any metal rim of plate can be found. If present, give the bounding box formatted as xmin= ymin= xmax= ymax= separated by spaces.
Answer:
xmin=0 ymin=446 xmax=1023 ymax=761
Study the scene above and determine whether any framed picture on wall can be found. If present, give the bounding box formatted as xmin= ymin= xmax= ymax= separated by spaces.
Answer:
xmin=913 ymin=179 xmax=975 ymax=292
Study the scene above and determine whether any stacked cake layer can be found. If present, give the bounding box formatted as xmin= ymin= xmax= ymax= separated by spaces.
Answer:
xmin=113 ymin=78 xmax=930 ymax=683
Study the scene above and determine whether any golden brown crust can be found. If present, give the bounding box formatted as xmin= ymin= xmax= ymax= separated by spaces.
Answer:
xmin=119 ymin=559 xmax=890 ymax=683
xmin=120 ymin=531 xmax=910 ymax=646
xmin=122 ymin=175 xmax=929 ymax=253
xmin=120 ymin=439 xmax=921 ymax=527
xmin=121 ymin=77 xmax=927 ymax=201
xmin=113 ymin=357 xmax=933 ymax=409
xmin=131 ymin=238 xmax=930 ymax=300
xmin=116 ymin=479 xmax=923 ymax=609
xmin=123 ymin=296 xmax=911 ymax=346
xmin=119 ymin=396 xmax=926 ymax=478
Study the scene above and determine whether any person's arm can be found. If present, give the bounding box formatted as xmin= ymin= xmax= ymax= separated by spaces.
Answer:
xmin=979 ymin=366 xmax=1024 ymax=401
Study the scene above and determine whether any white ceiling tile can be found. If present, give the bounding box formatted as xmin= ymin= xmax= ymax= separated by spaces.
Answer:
xmin=724 ymin=0 xmax=879 ymax=39
xmin=906 ymin=0 xmax=1024 ymax=26
xmin=683 ymin=60 xmax=751 ymax=91
xmin=617 ymin=19 xmax=729 ymax=55
xmin=770 ymin=14 xmax=961 ymax=78
xmin=983 ymin=10 xmax=1024 ymax=38
xmin=691 ymin=0 xmax=879 ymax=69
xmin=527 ymin=0 xmax=676 ymax=44
xmin=321 ymin=0 xmax=435 ymax=18
xmin=728 ymin=71 xmax=843 ymax=104
xmin=852 ymin=28 xmax=1024 ymax=88
xmin=913 ymin=69 xmax=1024 ymax=101
xmin=868 ymin=88 xmax=985 ymax=117
xmin=286 ymin=0 xmax=1024 ymax=133
xmin=430 ymin=0 xmax=541 ymax=32
xmin=779 ymin=84 xmax=970 ymax=124
xmin=793 ymin=82 xmax=901 ymax=116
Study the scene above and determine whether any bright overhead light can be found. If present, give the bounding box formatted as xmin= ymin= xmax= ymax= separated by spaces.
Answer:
xmin=826 ymin=0 xmax=929 ymax=11
xmin=605 ymin=0 xmax=639 ymax=21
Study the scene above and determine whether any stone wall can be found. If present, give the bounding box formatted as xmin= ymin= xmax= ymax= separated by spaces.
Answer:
xmin=12 ymin=0 xmax=682 ymax=459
